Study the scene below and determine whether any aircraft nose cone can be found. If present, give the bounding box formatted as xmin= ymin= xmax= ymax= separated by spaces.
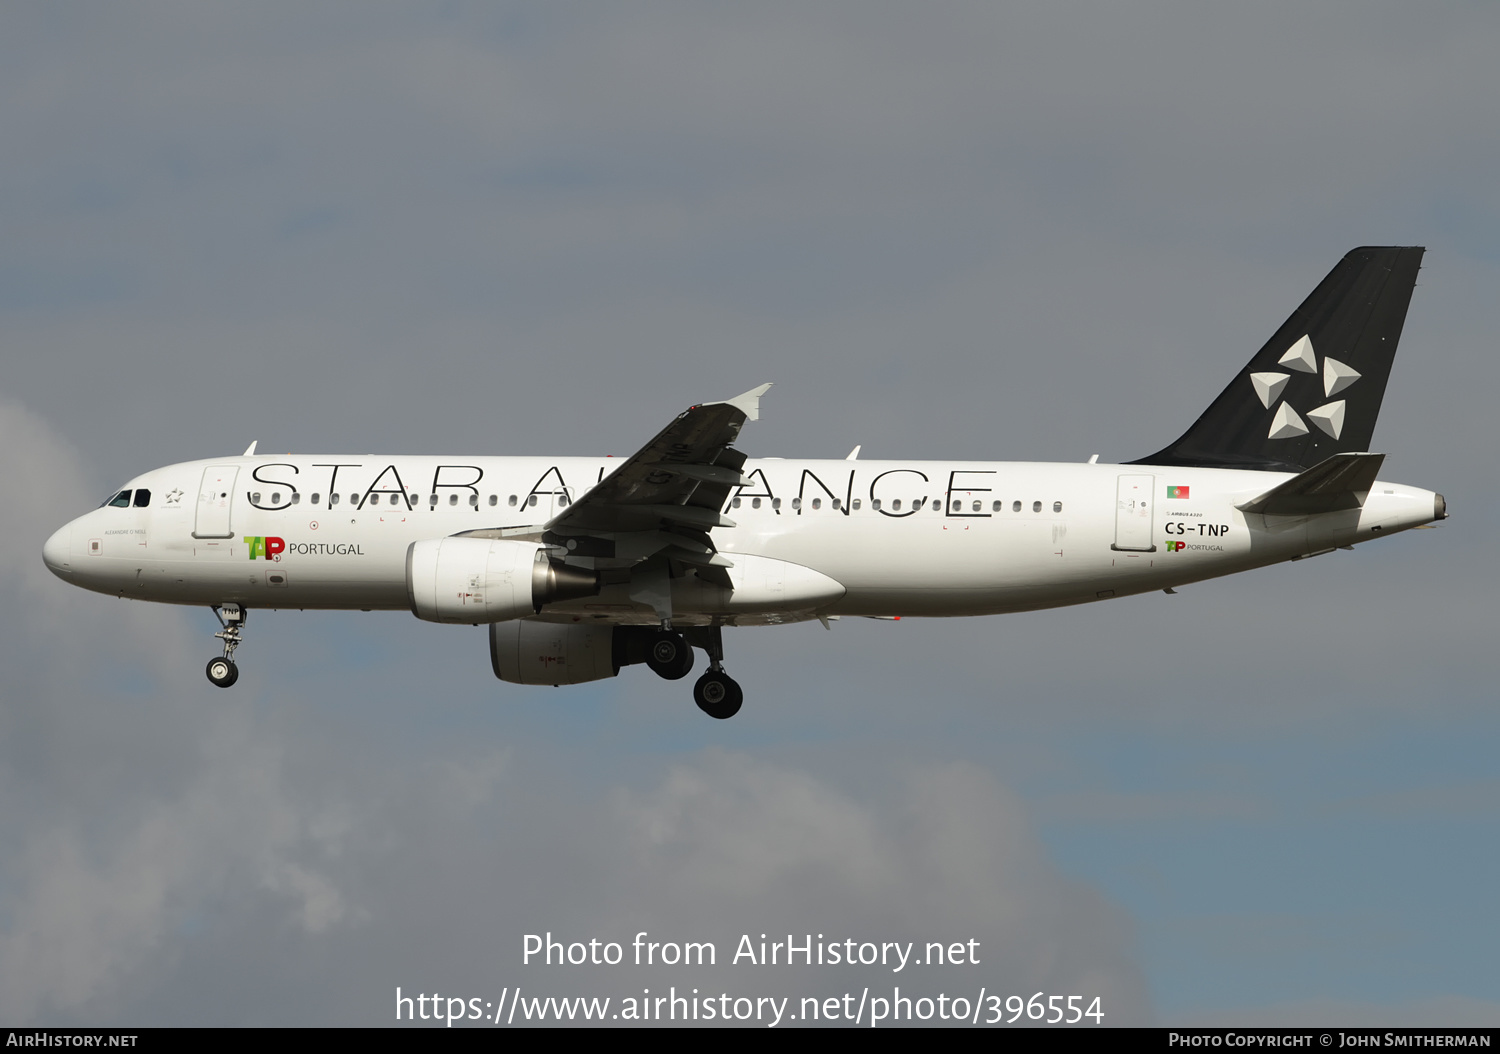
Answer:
xmin=42 ymin=523 xmax=73 ymax=577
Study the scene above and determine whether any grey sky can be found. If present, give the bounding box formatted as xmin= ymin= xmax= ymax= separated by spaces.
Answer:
xmin=2 ymin=3 xmax=1496 ymax=1026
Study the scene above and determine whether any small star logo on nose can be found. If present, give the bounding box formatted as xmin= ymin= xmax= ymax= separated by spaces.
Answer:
xmin=164 ymin=488 xmax=184 ymax=505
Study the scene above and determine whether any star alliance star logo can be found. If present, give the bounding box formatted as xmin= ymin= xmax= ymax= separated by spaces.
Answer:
xmin=1249 ymin=334 xmax=1360 ymax=440
xmin=164 ymin=488 xmax=184 ymax=506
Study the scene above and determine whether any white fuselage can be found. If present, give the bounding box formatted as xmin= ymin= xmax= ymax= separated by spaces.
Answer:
xmin=43 ymin=454 xmax=1442 ymax=625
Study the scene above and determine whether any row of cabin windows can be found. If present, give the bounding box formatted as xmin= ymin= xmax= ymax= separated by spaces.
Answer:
xmin=103 ymin=489 xmax=150 ymax=508
xmin=108 ymin=486 xmax=1064 ymax=516
xmin=243 ymin=490 xmax=1066 ymax=515
xmin=248 ymin=492 xmax=555 ymax=508
xmin=729 ymin=496 xmax=1064 ymax=514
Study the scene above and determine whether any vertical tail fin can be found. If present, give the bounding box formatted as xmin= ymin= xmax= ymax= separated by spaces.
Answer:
xmin=1131 ymin=246 xmax=1425 ymax=471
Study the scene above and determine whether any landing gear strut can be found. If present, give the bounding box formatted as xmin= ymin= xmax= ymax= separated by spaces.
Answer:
xmin=685 ymin=625 xmax=742 ymax=719
xmin=206 ymin=604 xmax=246 ymax=688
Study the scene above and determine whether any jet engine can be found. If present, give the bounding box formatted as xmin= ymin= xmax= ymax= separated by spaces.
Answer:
xmin=490 ymin=620 xmax=620 ymax=685
xmin=406 ymin=537 xmax=598 ymax=624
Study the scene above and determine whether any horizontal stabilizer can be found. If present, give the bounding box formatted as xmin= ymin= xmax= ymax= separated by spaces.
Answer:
xmin=1236 ymin=452 xmax=1385 ymax=515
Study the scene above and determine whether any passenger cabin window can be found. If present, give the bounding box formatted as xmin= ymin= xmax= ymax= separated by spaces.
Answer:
xmin=528 ymin=495 xmax=538 ymax=507
xmin=752 ymin=497 xmax=762 ymax=509
xmin=1012 ymin=500 xmax=1021 ymax=512
xmin=891 ymin=499 xmax=902 ymax=511
xmin=508 ymin=495 xmax=518 ymax=507
xmin=488 ymin=495 xmax=497 ymax=506
xmin=1054 ymin=501 xmax=1063 ymax=513
xmin=791 ymin=498 xmax=802 ymax=510
xmin=449 ymin=494 xmax=459 ymax=506
xmin=772 ymin=498 xmax=782 ymax=510
xmin=732 ymin=497 xmax=742 ymax=508
xmin=291 ymin=492 xmax=301 ymax=505
xmin=133 ymin=489 xmax=151 ymax=508
xmin=810 ymin=498 xmax=820 ymax=510
xmin=831 ymin=498 xmax=841 ymax=510
xmin=1033 ymin=501 xmax=1042 ymax=513
xmin=250 ymin=492 xmax=262 ymax=505
xmin=993 ymin=500 xmax=1002 ymax=511
xmin=312 ymin=493 xmax=321 ymax=505
xmin=852 ymin=499 xmax=861 ymax=510
xmin=872 ymin=499 xmax=882 ymax=510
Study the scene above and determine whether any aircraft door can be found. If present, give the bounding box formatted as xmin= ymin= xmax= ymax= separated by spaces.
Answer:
xmin=1112 ymin=474 xmax=1156 ymax=552
xmin=193 ymin=466 xmax=239 ymax=539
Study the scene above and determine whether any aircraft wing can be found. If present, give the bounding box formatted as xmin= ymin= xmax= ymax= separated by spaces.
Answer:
xmin=538 ymin=384 xmax=771 ymax=582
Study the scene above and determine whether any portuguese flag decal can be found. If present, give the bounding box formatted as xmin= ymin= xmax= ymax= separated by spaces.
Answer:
xmin=1167 ymin=485 xmax=1190 ymax=499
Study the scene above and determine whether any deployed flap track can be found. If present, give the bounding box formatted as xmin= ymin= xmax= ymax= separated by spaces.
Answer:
xmin=1132 ymin=246 xmax=1424 ymax=472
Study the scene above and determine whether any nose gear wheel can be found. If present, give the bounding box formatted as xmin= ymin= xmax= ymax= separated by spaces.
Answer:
xmin=206 ymin=656 xmax=238 ymax=688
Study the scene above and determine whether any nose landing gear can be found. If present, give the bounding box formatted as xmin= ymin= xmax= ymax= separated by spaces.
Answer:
xmin=206 ymin=604 xmax=246 ymax=688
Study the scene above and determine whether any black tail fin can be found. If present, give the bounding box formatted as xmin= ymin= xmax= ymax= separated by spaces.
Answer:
xmin=1131 ymin=246 xmax=1425 ymax=472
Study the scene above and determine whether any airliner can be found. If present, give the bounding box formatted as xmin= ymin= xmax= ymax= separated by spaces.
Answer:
xmin=42 ymin=247 xmax=1445 ymax=718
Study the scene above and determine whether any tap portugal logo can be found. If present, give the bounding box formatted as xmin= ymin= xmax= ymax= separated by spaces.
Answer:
xmin=245 ymin=536 xmax=286 ymax=560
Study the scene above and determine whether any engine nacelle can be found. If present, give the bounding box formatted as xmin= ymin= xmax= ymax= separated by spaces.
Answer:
xmin=490 ymin=620 xmax=620 ymax=685
xmin=406 ymin=537 xmax=599 ymax=624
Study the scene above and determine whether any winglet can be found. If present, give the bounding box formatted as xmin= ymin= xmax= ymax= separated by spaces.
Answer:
xmin=243 ymin=441 xmax=258 ymax=456
xmin=709 ymin=383 xmax=772 ymax=422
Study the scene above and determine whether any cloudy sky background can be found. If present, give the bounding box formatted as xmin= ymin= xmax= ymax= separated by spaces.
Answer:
xmin=2 ymin=2 xmax=1497 ymax=1026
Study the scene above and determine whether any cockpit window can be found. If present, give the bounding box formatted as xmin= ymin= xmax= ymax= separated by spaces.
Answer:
xmin=133 ymin=489 xmax=151 ymax=508
xmin=105 ymin=490 xmax=131 ymax=508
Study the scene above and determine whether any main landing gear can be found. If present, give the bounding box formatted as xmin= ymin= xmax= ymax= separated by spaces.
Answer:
xmin=645 ymin=629 xmax=695 ymax=680
xmin=653 ymin=624 xmax=743 ymax=720
xmin=624 ymin=624 xmax=744 ymax=717
xmin=692 ymin=669 xmax=742 ymax=720
xmin=206 ymin=604 xmax=245 ymax=688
